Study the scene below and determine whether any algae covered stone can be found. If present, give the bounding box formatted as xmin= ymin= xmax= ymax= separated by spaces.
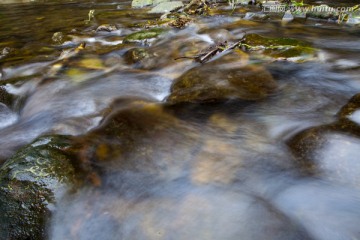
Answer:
xmin=123 ymin=28 xmax=166 ymax=44
xmin=124 ymin=48 xmax=151 ymax=64
xmin=0 ymin=135 xmax=76 ymax=240
xmin=242 ymin=33 xmax=315 ymax=61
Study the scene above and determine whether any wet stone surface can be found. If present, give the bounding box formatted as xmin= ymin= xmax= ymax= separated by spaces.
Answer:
xmin=123 ymin=28 xmax=167 ymax=44
xmin=49 ymin=99 xmax=313 ymax=240
xmin=241 ymin=34 xmax=315 ymax=61
xmin=124 ymin=47 xmax=151 ymax=65
xmin=167 ymin=53 xmax=277 ymax=103
xmin=0 ymin=135 xmax=76 ymax=240
xmin=287 ymin=93 xmax=360 ymax=185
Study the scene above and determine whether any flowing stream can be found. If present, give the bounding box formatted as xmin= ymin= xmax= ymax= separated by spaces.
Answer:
xmin=1 ymin=0 xmax=360 ymax=239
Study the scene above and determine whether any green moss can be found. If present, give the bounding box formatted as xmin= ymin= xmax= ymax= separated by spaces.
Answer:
xmin=124 ymin=48 xmax=150 ymax=64
xmin=242 ymin=34 xmax=315 ymax=59
xmin=123 ymin=28 xmax=166 ymax=44
xmin=244 ymin=34 xmax=309 ymax=47
xmin=0 ymin=135 xmax=76 ymax=240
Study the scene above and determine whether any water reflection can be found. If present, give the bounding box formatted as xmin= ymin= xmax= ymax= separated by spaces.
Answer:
xmin=0 ymin=103 xmax=17 ymax=129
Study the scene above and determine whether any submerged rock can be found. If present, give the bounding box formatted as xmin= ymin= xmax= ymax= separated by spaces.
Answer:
xmin=73 ymin=101 xmax=199 ymax=181
xmin=52 ymin=32 xmax=64 ymax=45
xmin=50 ymin=100 xmax=312 ymax=240
xmin=0 ymin=135 xmax=76 ymax=240
xmin=167 ymin=54 xmax=277 ymax=103
xmin=288 ymin=124 xmax=360 ymax=187
xmin=52 ymin=184 xmax=311 ymax=240
xmin=288 ymin=94 xmax=360 ymax=185
xmin=76 ymin=56 xmax=106 ymax=70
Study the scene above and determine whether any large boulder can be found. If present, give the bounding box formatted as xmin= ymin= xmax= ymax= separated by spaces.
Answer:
xmin=287 ymin=93 xmax=360 ymax=186
xmin=167 ymin=53 xmax=277 ymax=103
xmin=0 ymin=135 xmax=76 ymax=240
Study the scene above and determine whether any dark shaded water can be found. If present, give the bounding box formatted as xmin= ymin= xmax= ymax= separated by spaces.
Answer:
xmin=1 ymin=0 xmax=360 ymax=239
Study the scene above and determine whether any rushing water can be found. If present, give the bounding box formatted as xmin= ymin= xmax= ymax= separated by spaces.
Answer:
xmin=1 ymin=0 xmax=360 ymax=239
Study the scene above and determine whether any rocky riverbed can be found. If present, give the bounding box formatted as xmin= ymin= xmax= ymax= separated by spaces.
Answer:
xmin=0 ymin=0 xmax=360 ymax=239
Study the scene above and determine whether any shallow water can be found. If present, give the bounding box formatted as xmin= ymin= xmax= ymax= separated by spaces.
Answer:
xmin=1 ymin=0 xmax=360 ymax=239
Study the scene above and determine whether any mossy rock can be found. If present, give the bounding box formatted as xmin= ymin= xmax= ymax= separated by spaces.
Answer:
xmin=167 ymin=15 xmax=192 ymax=28
xmin=242 ymin=34 xmax=315 ymax=60
xmin=184 ymin=0 xmax=211 ymax=15
xmin=167 ymin=55 xmax=277 ymax=103
xmin=0 ymin=135 xmax=76 ymax=240
xmin=51 ymin=32 xmax=71 ymax=45
xmin=123 ymin=28 xmax=166 ymax=44
xmin=124 ymin=48 xmax=151 ymax=64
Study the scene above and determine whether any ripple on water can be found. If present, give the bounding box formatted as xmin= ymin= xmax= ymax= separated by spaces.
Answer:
xmin=0 ymin=103 xmax=17 ymax=129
